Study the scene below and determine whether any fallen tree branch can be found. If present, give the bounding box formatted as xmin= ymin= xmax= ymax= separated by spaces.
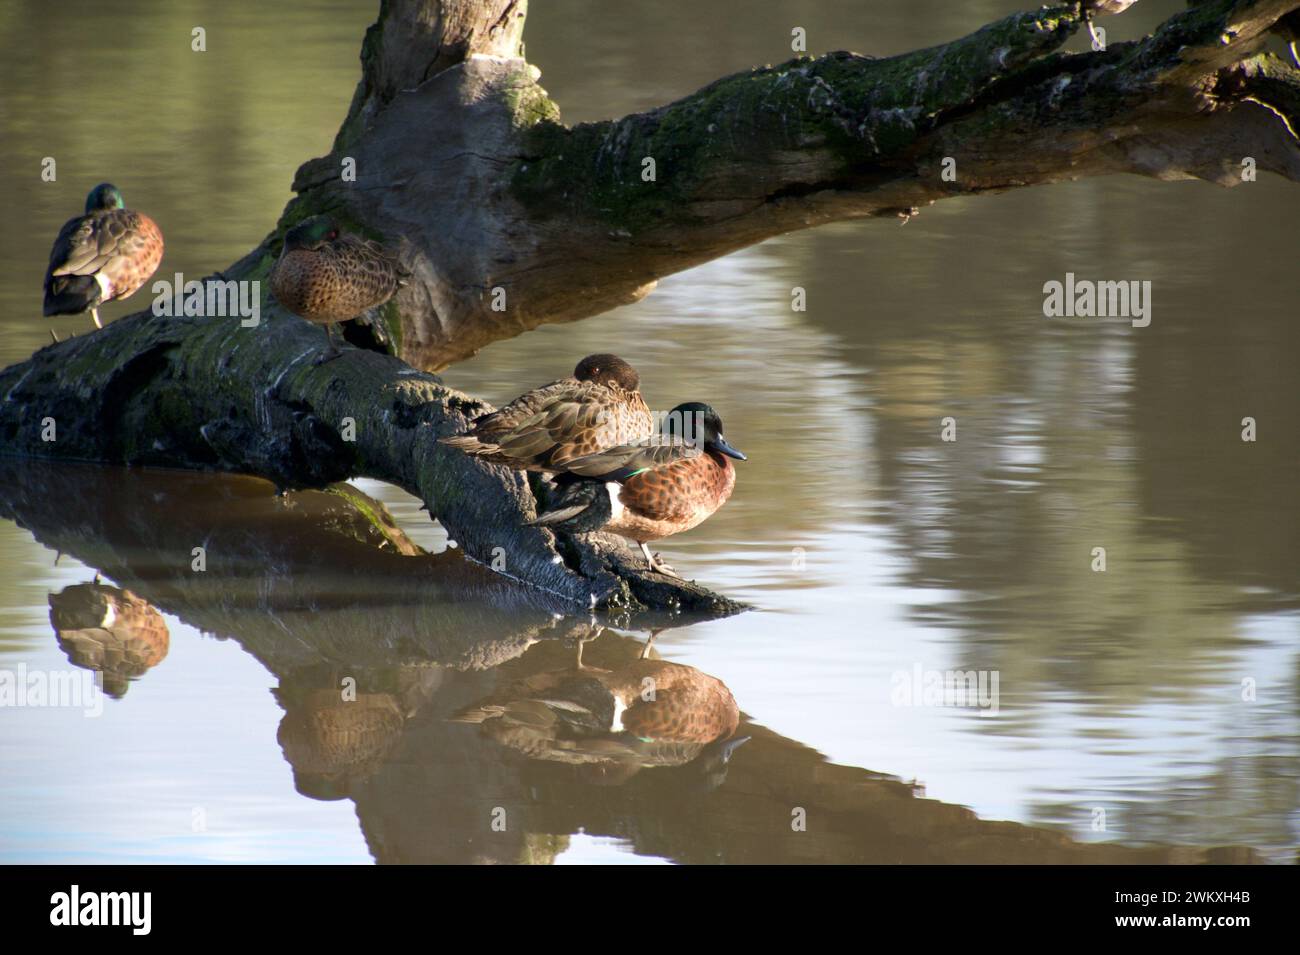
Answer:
xmin=0 ymin=314 xmax=745 ymax=616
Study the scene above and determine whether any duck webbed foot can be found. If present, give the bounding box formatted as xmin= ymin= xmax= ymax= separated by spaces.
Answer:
xmin=639 ymin=541 xmax=680 ymax=578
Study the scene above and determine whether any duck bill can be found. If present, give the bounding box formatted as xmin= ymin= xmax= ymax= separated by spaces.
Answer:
xmin=710 ymin=436 xmax=747 ymax=461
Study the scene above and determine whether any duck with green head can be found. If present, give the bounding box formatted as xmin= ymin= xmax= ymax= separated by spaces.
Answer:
xmin=268 ymin=214 xmax=408 ymax=364
xmin=43 ymin=183 xmax=164 ymax=330
xmin=529 ymin=401 xmax=746 ymax=577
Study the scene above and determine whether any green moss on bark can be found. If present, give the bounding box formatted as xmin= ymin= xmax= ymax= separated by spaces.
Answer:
xmin=511 ymin=4 xmax=1081 ymax=234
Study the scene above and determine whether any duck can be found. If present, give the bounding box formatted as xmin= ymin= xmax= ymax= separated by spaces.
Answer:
xmin=439 ymin=353 xmax=654 ymax=471
xmin=48 ymin=580 xmax=169 ymax=699
xmin=268 ymin=214 xmax=408 ymax=365
xmin=43 ymin=183 xmax=164 ymax=330
xmin=276 ymin=684 xmax=406 ymax=800
xmin=450 ymin=632 xmax=742 ymax=781
xmin=529 ymin=401 xmax=745 ymax=577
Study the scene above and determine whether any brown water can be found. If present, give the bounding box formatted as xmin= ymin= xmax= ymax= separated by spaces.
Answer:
xmin=0 ymin=1 xmax=1296 ymax=863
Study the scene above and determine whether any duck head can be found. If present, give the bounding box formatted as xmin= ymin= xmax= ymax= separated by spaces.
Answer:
xmin=85 ymin=183 xmax=125 ymax=213
xmin=574 ymin=353 xmax=640 ymax=392
xmin=283 ymin=215 xmax=341 ymax=253
xmin=665 ymin=401 xmax=746 ymax=460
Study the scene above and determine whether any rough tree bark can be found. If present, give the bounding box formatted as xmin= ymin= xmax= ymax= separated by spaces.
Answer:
xmin=0 ymin=311 xmax=740 ymax=615
xmin=2 ymin=0 xmax=1298 ymax=612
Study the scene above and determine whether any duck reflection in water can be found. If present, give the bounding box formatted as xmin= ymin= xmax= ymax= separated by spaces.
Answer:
xmin=276 ymin=667 xmax=443 ymax=801
xmin=48 ymin=578 xmax=169 ymax=699
xmin=451 ymin=630 xmax=748 ymax=788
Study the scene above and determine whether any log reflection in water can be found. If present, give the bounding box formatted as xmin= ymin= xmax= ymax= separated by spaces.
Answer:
xmin=0 ymin=460 xmax=1260 ymax=864
xmin=0 ymin=459 xmax=621 ymax=673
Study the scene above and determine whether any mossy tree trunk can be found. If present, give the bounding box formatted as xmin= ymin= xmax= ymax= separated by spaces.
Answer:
xmin=2 ymin=0 xmax=1298 ymax=612
xmin=263 ymin=0 xmax=1300 ymax=369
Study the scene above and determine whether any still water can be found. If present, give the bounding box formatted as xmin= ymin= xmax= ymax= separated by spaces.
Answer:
xmin=0 ymin=1 xmax=1296 ymax=863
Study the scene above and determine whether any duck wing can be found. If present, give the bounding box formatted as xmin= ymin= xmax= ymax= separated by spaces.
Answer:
xmin=331 ymin=234 xmax=407 ymax=309
xmin=45 ymin=209 xmax=163 ymax=313
xmin=557 ymin=435 xmax=702 ymax=482
xmin=47 ymin=209 xmax=153 ymax=279
xmin=525 ymin=437 xmax=702 ymax=531
xmin=44 ymin=215 xmax=104 ymax=314
xmin=442 ymin=379 xmax=647 ymax=471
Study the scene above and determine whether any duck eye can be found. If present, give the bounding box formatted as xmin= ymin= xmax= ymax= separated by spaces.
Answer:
xmin=326 ymin=230 xmax=338 ymax=240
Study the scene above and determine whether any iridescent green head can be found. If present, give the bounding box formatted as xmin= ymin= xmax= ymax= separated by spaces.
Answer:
xmin=664 ymin=401 xmax=746 ymax=460
xmin=85 ymin=183 xmax=124 ymax=213
xmin=283 ymin=215 xmax=341 ymax=252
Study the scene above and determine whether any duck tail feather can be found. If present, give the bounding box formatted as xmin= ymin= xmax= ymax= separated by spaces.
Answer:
xmin=527 ymin=504 xmax=590 ymax=526
xmin=43 ymin=275 xmax=101 ymax=317
xmin=439 ymin=434 xmax=493 ymax=453
xmin=527 ymin=479 xmax=612 ymax=534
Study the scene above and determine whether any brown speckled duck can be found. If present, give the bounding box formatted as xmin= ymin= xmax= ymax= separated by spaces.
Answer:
xmin=439 ymin=354 xmax=654 ymax=471
xmin=530 ymin=401 xmax=745 ymax=577
xmin=43 ymin=183 xmax=164 ymax=330
xmin=276 ymin=686 xmax=406 ymax=800
xmin=269 ymin=215 xmax=407 ymax=364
